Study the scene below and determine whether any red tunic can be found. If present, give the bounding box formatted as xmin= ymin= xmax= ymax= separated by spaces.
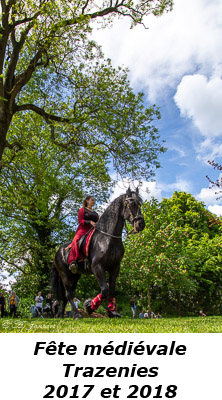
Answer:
xmin=68 ymin=207 xmax=99 ymax=264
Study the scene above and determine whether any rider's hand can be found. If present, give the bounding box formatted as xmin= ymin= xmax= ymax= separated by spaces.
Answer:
xmin=90 ymin=221 xmax=96 ymax=226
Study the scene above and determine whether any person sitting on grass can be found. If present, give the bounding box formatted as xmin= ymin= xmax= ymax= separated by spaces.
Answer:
xmin=199 ymin=310 xmax=207 ymax=317
xmin=35 ymin=291 xmax=43 ymax=316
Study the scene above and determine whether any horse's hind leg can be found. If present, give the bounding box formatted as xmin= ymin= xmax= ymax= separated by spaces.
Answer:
xmin=67 ymin=293 xmax=82 ymax=319
xmin=57 ymin=298 xmax=67 ymax=318
xmin=64 ymin=275 xmax=82 ymax=319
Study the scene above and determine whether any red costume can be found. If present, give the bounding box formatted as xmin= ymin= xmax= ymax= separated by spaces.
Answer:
xmin=68 ymin=207 xmax=99 ymax=264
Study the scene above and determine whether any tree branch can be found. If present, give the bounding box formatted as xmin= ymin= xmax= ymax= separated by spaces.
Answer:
xmin=15 ymin=103 xmax=73 ymax=123
xmin=0 ymin=255 xmax=27 ymax=274
xmin=5 ymin=139 xmax=23 ymax=150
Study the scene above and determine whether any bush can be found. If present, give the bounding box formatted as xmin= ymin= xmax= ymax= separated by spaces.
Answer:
xmin=16 ymin=296 xmax=34 ymax=319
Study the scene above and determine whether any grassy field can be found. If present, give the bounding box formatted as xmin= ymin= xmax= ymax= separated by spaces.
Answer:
xmin=0 ymin=316 xmax=221 ymax=333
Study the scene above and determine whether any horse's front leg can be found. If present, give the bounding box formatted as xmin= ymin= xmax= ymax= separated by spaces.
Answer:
xmin=107 ymin=265 xmax=121 ymax=318
xmin=84 ymin=263 xmax=108 ymax=315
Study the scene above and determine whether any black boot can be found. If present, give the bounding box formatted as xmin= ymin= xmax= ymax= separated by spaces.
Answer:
xmin=84 ymin=258 xmax=90 ymax=271
xmin=69 ymin=261 xmax=78 ymax=274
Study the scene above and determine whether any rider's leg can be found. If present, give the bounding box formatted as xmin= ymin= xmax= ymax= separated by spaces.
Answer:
xmin=68 ymin=234 xmax=82 ymax=273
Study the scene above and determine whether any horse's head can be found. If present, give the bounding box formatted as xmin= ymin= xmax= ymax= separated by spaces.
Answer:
xmin=123 ymin=187 xmax=145 ymax=232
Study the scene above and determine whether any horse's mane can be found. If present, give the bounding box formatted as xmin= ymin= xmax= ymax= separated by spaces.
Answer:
xmin=96 ymin=195 xmax=125 ymax=231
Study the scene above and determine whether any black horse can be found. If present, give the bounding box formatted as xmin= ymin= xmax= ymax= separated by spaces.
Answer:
xmin=51 ymin=188 xmax=145 ymax=318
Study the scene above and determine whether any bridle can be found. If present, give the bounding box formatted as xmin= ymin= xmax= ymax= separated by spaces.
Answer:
xmin=96 ymin=195 xmax=143 ymax=239
xmin=123 ymin=196 xmax=143 ymax=236
xmin=124 ymin=196 xmax=142 ymax=222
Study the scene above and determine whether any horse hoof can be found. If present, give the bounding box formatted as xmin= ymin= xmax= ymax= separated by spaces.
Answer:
xmin=84 ymin=299 xmax=94 ymax=315
xmin=108 ymin=310 xmax=121 ymax=318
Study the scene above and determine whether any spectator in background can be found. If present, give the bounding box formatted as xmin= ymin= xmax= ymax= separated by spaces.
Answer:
xmin=8 ymin=291 xmax=20 ymax=317
xmin=65 ymin=302 xmax=72 ymax=318
xmin=45 ymin=293 xmax=53 ymax=310
xmin=139 ymin=310 xmax=144 ymax=319
xmin=44 ymin=293 xmax=54 ymax=317
xmin=73 ymin=297 xmax=80 ymax=309
xmin=199 ymin=310 xmax=206 ymax=317
xmin=130 ymin=296 xmax=137 ymax=318
xmin=35 ymin=291 xmax=44 ymax=315
xmin=0 ymin=292 xmax=6 ymax=317
xmin=30 ymin=304 xmax=35 ymax=317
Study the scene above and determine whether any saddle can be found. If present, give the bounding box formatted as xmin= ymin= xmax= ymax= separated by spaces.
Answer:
xmin=63 ymin=228 xmax=95 ymax=265
xmin=62 ymin=244 xmax=72 ymax=264
xmin=79 ymin=228 xmax=95 ymax=257
xmin=78 ymin=232 xmax=88 ymax=255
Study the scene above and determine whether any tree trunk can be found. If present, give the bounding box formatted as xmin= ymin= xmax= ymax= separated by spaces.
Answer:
xmin=0 ymin=101 xmax=13 ymax=172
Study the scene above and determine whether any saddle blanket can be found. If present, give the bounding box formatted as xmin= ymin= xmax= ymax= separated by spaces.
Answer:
xmin=81 ymin=228 xmax=95 ymax=257
xmin=66 ymin=228 xmax=96 ymax=265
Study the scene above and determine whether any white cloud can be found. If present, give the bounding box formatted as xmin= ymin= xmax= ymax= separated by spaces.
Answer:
xmin=93 ymin=0 xmax=222 ymax=100
xmin=159 ymin=178 xmax=193 ymax=195
xmin=109 ymin=177 xmax=193 ymax=204
xmin=169 ymin=179 xmax=192 ymax=193
xmin=174 ymin=74 xmax=222 ymax=138
xmin=196 ymin=139 xmax=222 ymax=164
xmin=169 ymin=146 xmax=186 ymax=158
xmin=208 ymin=204 xmax=222 ymax=217
xmin=196 ymin=186 xmax=222 ymax=206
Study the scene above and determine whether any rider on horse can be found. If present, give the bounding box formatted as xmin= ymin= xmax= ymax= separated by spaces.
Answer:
xmin=53 ymin=188 xmax=145 ymax=318
xmin=68 ymin=196 xmax=99 ymax=273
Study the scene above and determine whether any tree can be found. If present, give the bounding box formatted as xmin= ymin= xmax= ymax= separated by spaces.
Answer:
xmin=119 ymin=192 xmax=222 ymax=315
xmin=0 ymin=0 xmax=173 ymax=173
xmin=0 ymin=43 xmax=168 ymax=292
xmin=0 ymin=109 xmax=113 ymax=293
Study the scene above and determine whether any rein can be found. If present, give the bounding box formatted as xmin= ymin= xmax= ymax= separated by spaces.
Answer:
xmin=95 ymin=228 xmax=122 ymax=239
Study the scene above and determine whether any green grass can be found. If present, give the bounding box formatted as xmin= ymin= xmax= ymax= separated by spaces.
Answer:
xmin=0 ymin=316 xmax=221 ymax=333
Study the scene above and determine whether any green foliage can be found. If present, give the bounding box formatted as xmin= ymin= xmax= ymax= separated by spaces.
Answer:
xmin=0 ymin=111 xmax=112 ymax=291
xmin=0 ymin=0 xmax=173 ymax=171
xmin=119 ymin=192 xmax=222 ymax=315
xmin=16 ymin=296 xmax=34 ymax=319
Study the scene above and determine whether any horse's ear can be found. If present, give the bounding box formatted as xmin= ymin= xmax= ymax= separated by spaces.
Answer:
xmin=126 ymin=187 xmax=131 ymax=197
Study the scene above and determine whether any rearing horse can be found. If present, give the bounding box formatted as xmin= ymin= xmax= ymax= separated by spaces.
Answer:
xmin=51 ymin=188 xmax=145 ymax=318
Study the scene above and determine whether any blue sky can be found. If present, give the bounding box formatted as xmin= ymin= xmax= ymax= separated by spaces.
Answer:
xmin=92 ymin=0 xmax=222 ymax=215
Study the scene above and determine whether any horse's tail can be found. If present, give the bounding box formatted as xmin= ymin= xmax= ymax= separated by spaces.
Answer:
xmin=51 ymin=262 xmax=66 ymax=301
